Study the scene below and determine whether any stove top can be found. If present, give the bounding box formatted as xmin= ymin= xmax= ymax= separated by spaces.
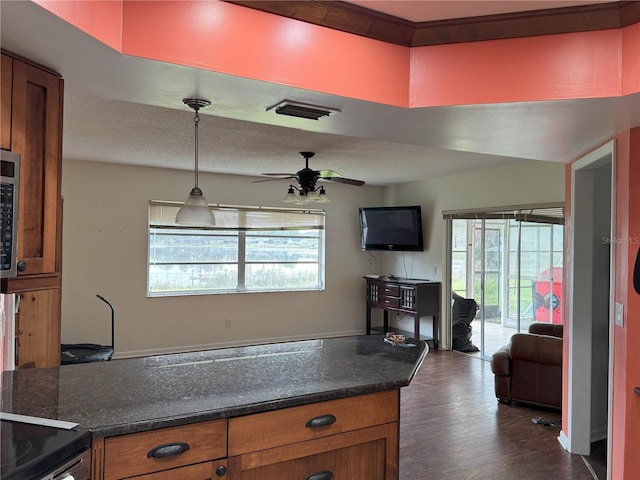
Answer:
xmin=0 ymin=420 xmax=90 ymax=480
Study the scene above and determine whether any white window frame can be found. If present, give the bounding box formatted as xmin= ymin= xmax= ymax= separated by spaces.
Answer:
xmin=147 ymin=202 xmax=326 ymax=296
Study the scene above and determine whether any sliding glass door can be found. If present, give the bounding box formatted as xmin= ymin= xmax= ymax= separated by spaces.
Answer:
xmin=447 ymin=205 xmax=564 ymax=359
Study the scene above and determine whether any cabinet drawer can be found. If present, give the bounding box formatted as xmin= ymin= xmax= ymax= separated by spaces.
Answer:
xmin=104 ymin=420 xmax=227 ymax=480
xmin=379 ymin=296 xmax=400 ymax=309
xmin=228 ymin=390 xmax=398 ymax=456
xmin=127 ymin=460 xmax=226 ymax=480
xmin=379 ymin=284 xmax=400 ymax=296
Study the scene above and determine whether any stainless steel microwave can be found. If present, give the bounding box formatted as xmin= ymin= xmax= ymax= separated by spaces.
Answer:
xmin=1 ymin=149 xmax=20 ymax=278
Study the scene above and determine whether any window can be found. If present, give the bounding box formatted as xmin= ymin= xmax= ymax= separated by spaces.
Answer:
xmin=148 ymin=202 xmax=325 ymax=296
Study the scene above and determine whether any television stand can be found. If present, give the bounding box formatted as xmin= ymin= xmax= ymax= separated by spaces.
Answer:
xmin=364 ymin=277 xmax=441 ymax=349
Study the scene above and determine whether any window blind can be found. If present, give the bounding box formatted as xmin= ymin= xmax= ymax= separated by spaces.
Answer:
xmin=149 ymin=201 xmax=325 ymax=231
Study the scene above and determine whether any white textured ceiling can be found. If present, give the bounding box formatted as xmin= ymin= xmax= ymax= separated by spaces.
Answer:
xmin=1 ymin=1 xmax=638 ymax=186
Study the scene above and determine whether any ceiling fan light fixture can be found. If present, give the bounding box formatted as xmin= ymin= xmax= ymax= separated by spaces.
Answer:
xmin=306 ymin=188 xmax=320 ymax=202
xmin=176 ymin=98 xmax=215 ymax=227
xmin=316 ymin=186 xmax=331 ymax=203
xmin=283 ymin=185 xmax=298 ymax=203
xmin=267 ymin=100 xmax=340 ymax=121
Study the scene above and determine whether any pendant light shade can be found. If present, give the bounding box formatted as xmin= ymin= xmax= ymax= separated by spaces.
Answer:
xmin=176 ymin=98 xmax=216 ymax=226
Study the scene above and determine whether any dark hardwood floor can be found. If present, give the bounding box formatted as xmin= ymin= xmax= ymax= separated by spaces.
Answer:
xmin=400 ymin=350 xmax=597 ymax=480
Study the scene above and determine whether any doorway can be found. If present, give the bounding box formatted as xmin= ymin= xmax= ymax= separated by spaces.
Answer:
xmin=561 ymin=141 xmax=613 ymax=469
xmin=446 ymin=205 xmax=564 ymax=359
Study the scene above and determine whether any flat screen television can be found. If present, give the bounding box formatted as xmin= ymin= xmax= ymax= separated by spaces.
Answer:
xmin=359 ymin=206 xmax=424 ymax=251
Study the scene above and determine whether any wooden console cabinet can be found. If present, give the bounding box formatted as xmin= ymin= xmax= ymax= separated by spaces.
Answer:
xmin=94 ymin=390 xmax=400 ymax=480
xmin=365 ymin=277 xmax=441 ymax=349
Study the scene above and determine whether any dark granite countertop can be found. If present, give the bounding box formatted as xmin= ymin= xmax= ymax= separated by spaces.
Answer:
xmin=1 ymin=335 xmax=427 ymax=437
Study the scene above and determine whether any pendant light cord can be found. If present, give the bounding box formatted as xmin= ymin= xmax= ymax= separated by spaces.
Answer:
xmin=193 ymin=107 xmax=200 ymax=190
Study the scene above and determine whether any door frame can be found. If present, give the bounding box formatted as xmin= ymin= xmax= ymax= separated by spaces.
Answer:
xmin=560 ymin=140 xmax=615 ymax=462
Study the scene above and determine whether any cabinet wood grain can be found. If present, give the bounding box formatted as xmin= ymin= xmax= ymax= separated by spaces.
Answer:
xmin=1 ymin=51 xmax=64 ymax=369
xmin=104 ymin=420 xmax=227 ymax=480
xmin=10 ymin=58 xmax=62 ymax=279
xmin=228 ymin=390 xmax=398 ymax=456
xmin=1 ymin=54 xmax=12 ymax=150
xmin=126 ymin=461 xmax=227 ymax=480
xmin=16 ymin=289 xmax=61 ymax=367
xmin=228 ymin=423 xmax=398 ymax=480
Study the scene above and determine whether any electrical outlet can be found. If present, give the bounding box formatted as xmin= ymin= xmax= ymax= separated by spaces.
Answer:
xmin=615 ymin=302 xmax=624 ymax=327
xmin=225 ymin=318 xmax=231 ymax=328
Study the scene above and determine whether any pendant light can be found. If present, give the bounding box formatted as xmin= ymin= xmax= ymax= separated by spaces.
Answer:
xmin=175 ymin=98 xmax=216 ymax=226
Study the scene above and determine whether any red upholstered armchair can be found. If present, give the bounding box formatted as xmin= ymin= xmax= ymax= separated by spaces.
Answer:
xmin=490 ymin=323 xmax=563 ymax=410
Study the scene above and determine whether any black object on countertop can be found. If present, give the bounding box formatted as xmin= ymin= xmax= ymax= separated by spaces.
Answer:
xmin=0 ymin=420 xmax=90 ymax=480
xmin=61 ymin=294 xmax=114 ymax=365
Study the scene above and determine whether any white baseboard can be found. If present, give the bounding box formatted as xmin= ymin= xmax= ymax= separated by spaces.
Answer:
xmin=558 ymin=431 xmax=570 ymax=451
xmin=112 ymin=329 xmax=364 ymax=360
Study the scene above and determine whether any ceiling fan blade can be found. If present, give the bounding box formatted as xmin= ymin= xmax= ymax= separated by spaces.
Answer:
xmin=323 ymin=176 xmax=365 ymax=186
xmin=251 ymin=176 xmax=296 ymax=184
xmin=317 ymin=169 xmax=365 ymax=186
xmin=317 ymin=169 xmax=343 ymax=178
xmin=261 ymin=173 xmax=296 ymax=176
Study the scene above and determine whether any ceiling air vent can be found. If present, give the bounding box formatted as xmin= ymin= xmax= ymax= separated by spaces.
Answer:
xmin=267 ymin=100 xmax=340 ymax=120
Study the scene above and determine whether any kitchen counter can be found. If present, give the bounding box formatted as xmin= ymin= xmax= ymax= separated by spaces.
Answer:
xmin=1 ymin=335 xmax=427 ymax=438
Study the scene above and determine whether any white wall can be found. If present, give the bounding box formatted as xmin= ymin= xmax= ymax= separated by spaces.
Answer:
xmin=383 ymin=161 xmax=566 ymax=281
xmin=61 ymin=160 xmax=384 ymax=357
xmin=61 ymin=159 xmax=565 ymax=357
xmin=376 ymin=161 xmax=566 ymax=340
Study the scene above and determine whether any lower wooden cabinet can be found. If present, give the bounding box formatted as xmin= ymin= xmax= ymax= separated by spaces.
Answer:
xmin=16 ymin=288 xmax=61 ymax=368
xmin=227 ymin=423 xmax=397 ymax=480
xmin=228 ymin=390 xmax=400 ymax=480
xmin=101 ymin=420 xmax=227 ymax=480
xmin=94 ymin=390 xmax=400 ymax=480
xmin=125 ymin=461 xmax=228 ymax=480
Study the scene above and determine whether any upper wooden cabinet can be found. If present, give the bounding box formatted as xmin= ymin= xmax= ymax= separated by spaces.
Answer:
xmin=1 ymin=51 xmax=63 ymax=293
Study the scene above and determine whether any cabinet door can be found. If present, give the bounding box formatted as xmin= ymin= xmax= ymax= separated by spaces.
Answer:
xmin=16 ymin=288 xmax=61 ymax=368
xmin=127 ymin=461 xmax=228 ymax=480
xmin=1 ymin=53 xmax=12 ymax=150
xmin=10 ymin=59 xmax=62 ymax=278
xmin=228 ymin=423 xmax=398 ymax=480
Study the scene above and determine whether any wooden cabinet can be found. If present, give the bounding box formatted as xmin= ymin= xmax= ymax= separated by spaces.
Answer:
xmin=15 ymin=289 xmax=61 ymax=368
xmin=1 ymin=51 xmax=63 ymax=292
xmin=1 ymin=54 xmax=12 ymax=150
xmin=228 ymin=390 xmax=399 ymax=480
xmin=1 ymin=51 xmax=64 ymax=369
xmin=100 ymin=420 xmax=228 ymax=480
xmin=125 ymin=461 xmax=228 ymax=480
xmin=227 ymin=424 xmax=395 ymax=480
xmin=365 ymin=277 xmax=441 ymax=349
xmin=95 ymin=390 xmax=399 ymax=480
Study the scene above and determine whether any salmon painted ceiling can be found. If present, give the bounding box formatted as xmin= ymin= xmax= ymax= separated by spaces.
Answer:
xmin=1 ymin=1 xmax=638 ymax=185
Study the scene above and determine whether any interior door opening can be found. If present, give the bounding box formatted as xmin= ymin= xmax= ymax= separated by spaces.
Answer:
xmin=446 ymin=205 xmax=564 ymax=360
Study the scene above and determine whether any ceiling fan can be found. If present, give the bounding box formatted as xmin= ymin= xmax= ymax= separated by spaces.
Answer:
xmin=253 ymin=151 xmax=365 ymax=204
